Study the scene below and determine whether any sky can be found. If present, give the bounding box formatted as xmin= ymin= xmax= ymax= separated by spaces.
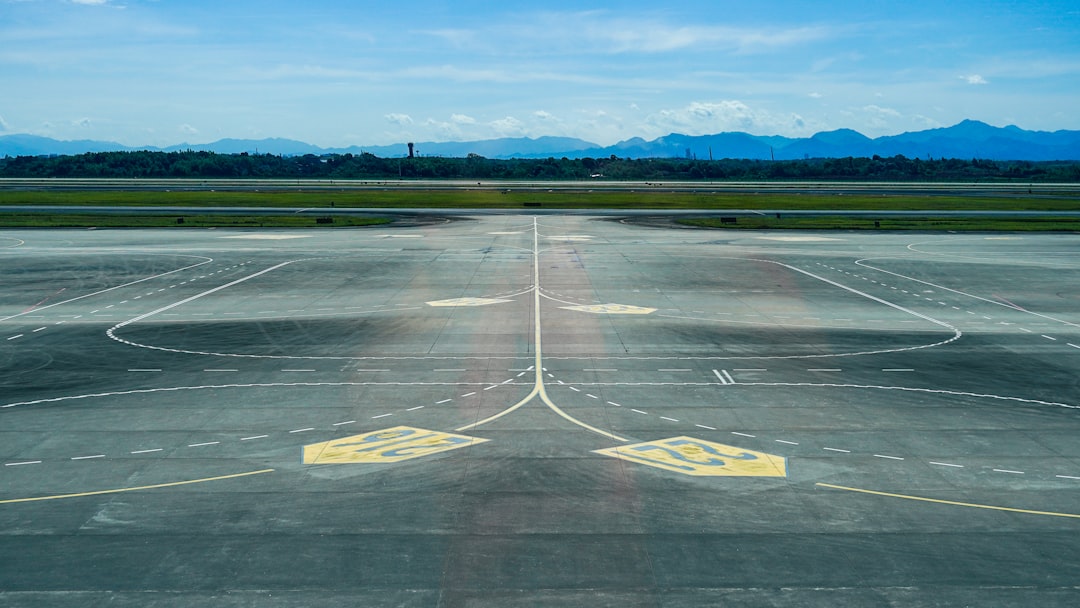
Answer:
xmin=2 ymin=0 xmax=1079 ymax=148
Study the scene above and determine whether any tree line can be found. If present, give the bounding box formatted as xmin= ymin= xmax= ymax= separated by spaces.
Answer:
xmin=2 ymin=150 xmax=1078 ymax=182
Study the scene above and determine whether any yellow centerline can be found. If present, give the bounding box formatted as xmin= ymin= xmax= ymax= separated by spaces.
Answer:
xmin=0 ymin=469 xmax=275 ymax=505
xmin=817 ymin=482 xmax=1080 ymax=519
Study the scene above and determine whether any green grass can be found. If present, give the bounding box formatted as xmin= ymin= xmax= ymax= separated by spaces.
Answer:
xmin=677 ymin=216 xmax=1080 ymax=231
xmin=0 ymin=214 xmax=393 ymax=229
xmin=2 ymin=188 xmax=1080 ymax=211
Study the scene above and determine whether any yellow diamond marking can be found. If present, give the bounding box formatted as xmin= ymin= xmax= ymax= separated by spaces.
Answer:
xmin=303 ymin=426 xmax=487 ymax=464
xmin=560 ymin=303 xmax=656 ymax=315
xmin=426 ymin=297 xmax=513 ymax=307
xmin=594 ymin=437 xmax=787 ymax=477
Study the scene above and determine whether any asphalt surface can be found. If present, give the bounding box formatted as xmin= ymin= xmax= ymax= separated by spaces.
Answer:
xmin=1 ymin=217 xmax=1079 ymax=607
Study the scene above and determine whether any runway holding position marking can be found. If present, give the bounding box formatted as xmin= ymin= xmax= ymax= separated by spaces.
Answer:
xmin=1 ymin=218 xmax=1079 ymax=606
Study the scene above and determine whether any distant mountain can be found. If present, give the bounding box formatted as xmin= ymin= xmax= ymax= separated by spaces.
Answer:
xmin=2 ymin=121 xmax=1079 ymax=160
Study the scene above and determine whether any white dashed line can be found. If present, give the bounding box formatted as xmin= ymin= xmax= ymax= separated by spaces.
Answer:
xmin=32 ymin=327 xmax=46 ymax=333
xmin=776 ymin=439 xmax=799 ymax=445
xmin=6 ymin=461 xmax=42 ymax=466
xmin=930 ymin=461 xmax=964 ymax=468
xmin=1057 ymin=475 xmax=1080 ymax=480
xmin=72 ymin=454 xmax=106 ymax=460
xmin=128 ymin=368 xmax=162 ymax=372
xmin=332 ymin=421 xmax=356 ymax=426
xmin=1042 ymin=335 xmax=1057 ymax=341
xmin=240 ymin=435 xmax=268 ymax=440
xmin=130 ymin=448 xmax=163 ymax=454
xmin=371 ymin=413 xmax=393 ymax=419
xmin=882 ymin=368 xmax=914 ymax=372
xmin=993 ymin=468 xmax=1024 ymax=474
xmin=187 ymin=441 xmax=219 ymax=447
xmin=631 ymin=409 xmax=648 ymax=415
xmin=823 ymin=447 xmax=850 ymax=453
xmin=569 ymin=386 xmax=581 ymax=392
xmin=732 ymin=432 xmax=756 ymax=438
xmin=406 ymin=406 xmax=425 ymax=411
xmin=288 ymin=428 xmax=314 ymax=434
xmin=660 ymin=416 xmax=679 ymax=422
xmin=586 ymin=394 xmax=599 ymax=399
xmin=607 ymin=401 xmax=622 ymax=407
xmin=695 ymin=424 xmax=716 ymax=430
xmin=436 ymin=399 xmax=452 ymax=404
xmin=204 ymin=369 xmax=238 ymax=372
xmin=6 ymin=334 xmax=23 ymax=341
xmin=461 ymin=392 xmax=476 ymax=397
xmin=874 ymin=454 xmax=904 ymax=460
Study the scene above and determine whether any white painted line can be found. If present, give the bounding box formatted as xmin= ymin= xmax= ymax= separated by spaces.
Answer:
xmin=808 ymin=368 xmax=842 ymax=372
xmin=568 ymin=386 xmax=581 ymax=392
xmin=586 ymin=394 xmax=599 ymax=399
xmin=204 ymin=369 xmax=238 ymax=372
xmin=288 ymin=428 xmax=314 ymax=434
xmin=1042 ymin=335 xmax=1057 ymax=341
xmin=660 ymin=416 xmax=679 ymax=422
xmin=436 ymin=399 xmax=452 ymax=404
xmin=6 ymin=334 xmax=23 ymax=340
xmin=1019 ymin=328 xmax=1033 ymax=333
xmin=187 ymin=441 xmax=220 ymax=447
xmin=776 ymin=440 xmax=799 ymax=445
xmin=461 ymin=392 xmax=476 ymax=397
xmin=332 ymin=421 xmax=356 ymax=426
xmin=128 ymin=368 xmax=162 ymax=372
xmin=631 ymin=409 xmax=648 ymax=415
xmin=371 ymin=413 xmax=393 ymax=419
xmin=516 ymin=372 xmax=527 ymax=377
xmin=6 ymin=460 xmax=42 ymax=466
xmin=930 ymin=461 xmax=964 ymax=468
xmin=1068 ymin=344 xmax=1080 ymax=349
xmin=483 ymin=385 xmax=498 ymax=391
xmin=823 ymin=447 xmax=850 ymax=453
xmin=993 ymin=468 xmax=1024 ymax=474
xmin=695 ymin=424 xmax=716 ymax=430
xmin=355 ymin=369 xmax=390 ymax=372
xmin=882 ymin=368 xmax=914 ymax=372
xmin=731 ymin=432 xmax=756 ymax=438
xmin=130 ymin=448 xmax=163 ymax=454
xmin=584 ymin=368 xmax=618 ymax=372
xmin=406 ymin=406 xmax=425 ymax=411
xmin=72 ymin=454 xmax=106 ymax=460
xmin=874 ymin=454 xmax=904 ymax=460
xmin=282 ymin=369 xmax=316 ymax=372
xmin=32 ymin=327 xmax=46 ymax=333
xmin=1056 ymin=475 xmax=1080 ymax=480
xmin=733 ymin=368 xmax=766 ymax=372
xmin=435 ymin=369 xmax=466 ymax=372
xmin=241 ymin=435 xmax=269 ymax=440
xmin=659 ymin=368 xmax=692 ymax=372
xmin=502 ymin=379 xmax=514 ymax=384
xmin=607 ymin=401 xmax=622 ymax=407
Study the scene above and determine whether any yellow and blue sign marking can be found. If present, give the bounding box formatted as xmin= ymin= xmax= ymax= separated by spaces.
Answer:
xmin=303 ymin=426 xmax=487 ymax=464
xmin=594 ymin=436 xmax=787 ymax=477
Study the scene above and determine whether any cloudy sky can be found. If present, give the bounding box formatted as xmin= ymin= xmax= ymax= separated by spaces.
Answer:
xmin=2 ymin=0 xmax=1078 ymax=147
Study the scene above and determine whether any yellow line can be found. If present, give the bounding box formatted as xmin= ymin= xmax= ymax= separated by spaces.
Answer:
xmin=817 ymin=482 xmax=1080 ymax=519
xmin=0 ymin=468 xmax=275 ymax=505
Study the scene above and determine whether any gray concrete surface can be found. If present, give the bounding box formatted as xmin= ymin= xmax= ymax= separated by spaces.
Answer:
xmin=1 ymin=218 xmax=1079 ymax=606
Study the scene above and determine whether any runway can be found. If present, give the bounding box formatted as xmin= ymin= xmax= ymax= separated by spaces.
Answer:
xmin=2 ymin=217 xmax=1079 ymax=606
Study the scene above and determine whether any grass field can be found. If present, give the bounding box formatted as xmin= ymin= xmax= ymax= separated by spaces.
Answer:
xmin=3 ymin=188 xmax=1080 ymax=211
xmin=677 ymin=216 xmax=1080 ymax=231
xmin=0 ymin=213 xmax=392 ymax=229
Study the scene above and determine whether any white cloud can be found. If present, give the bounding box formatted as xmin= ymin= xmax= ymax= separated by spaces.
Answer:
xmin=644 ymin=100 xmax=812 ymax=136
xmin=533 ymin=110 xmax=554 ymax=120
xmin=961 ymin=74 xmax=989 ymax=85
xmin=384 ymin=113 xmax=413 ymax=126
xmin=862 ymin=104 xmax=901 ymax=117
xmin=72 ymin=117 xmax=92 ymax=128
xmin=70 ymin=0 xmax=113 ymax=5
xmin=808 ymin=92 xmax=823 ymax=99
xmin=0 ymin=115 xmax=9 ymax=132
xmin=179 ymin=123 xmax=198 ymax=135
xmin=489 ymin=116 xmax=525 ymax=136
xmin=450 ymin=113 xmax=476 ymax=125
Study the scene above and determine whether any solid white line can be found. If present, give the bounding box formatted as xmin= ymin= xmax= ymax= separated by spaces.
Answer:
xmin=930 ymin=461 xmax=964 ymax=468
xmin=240 ymin=435 xmax=269 ymax=440
xmin=131 ymin=448 xmax=163 ymax=454
xmin=288 ymin=428 xmax=314 ymax=433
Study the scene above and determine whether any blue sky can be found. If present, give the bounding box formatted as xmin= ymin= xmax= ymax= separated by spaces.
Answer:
xmin=2 ymin=0 xmax=1079 ymax=147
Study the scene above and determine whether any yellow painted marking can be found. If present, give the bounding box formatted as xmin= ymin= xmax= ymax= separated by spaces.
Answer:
xmin=596 ymin=437 xmax=786 ymax=477
xmin=560 ymin=303 xmax=657 ymax=315
xmin=817 ymin=483 xmax=1080 ymax=519
xmin=303 ymin=426 xmax=486 ymax=464
xmin=0 ymin=469 xmax=274 ymax=505
xmin=426 ymin=297 xmax=513 ymax=307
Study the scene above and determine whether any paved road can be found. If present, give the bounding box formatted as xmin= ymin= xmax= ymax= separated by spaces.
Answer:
xmin=1 ymin=218 xmax=1079 ymax=606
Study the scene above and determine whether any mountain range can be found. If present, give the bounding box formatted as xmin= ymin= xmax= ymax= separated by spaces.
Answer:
xmin=2 ymin=120 xmax=1079 ymax=161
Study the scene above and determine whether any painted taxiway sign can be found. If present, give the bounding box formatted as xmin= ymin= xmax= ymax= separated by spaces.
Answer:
xmin=595 ymin=436 xmax=787 ymax=477
xmin=560 ymin=303 xmax=656 ymax=314
xmin=303 ymin=426 xmax=487 ymax=464
xmin=426 ymin=297 xmax=513 ymax=307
